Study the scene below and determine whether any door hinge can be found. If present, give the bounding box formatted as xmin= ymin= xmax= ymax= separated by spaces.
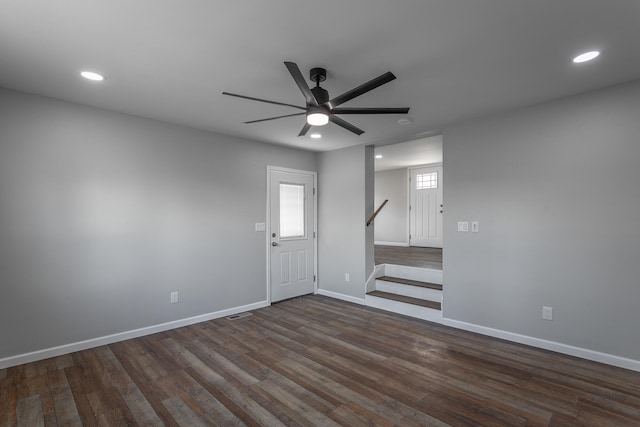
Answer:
xmin=313 ymin=187 xmax=316 ymax=195
xmin=314 ymin=275 xmax=316 ymax=282
xmin=313 ymin=231 xmax=316 ymax=238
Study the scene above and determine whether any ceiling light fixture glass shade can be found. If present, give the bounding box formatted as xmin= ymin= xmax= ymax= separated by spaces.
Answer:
xmin=307 ymin=112 xmax=329 ymax=126
xmin=572 ymin=51 xmax=600 ymax=63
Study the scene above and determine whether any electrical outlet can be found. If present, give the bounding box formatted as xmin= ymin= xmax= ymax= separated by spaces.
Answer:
xmin=457 ymin=221 xmax=469 ymax=232
xmin=542 ymin=306 xmax=553 ymax=320
xmin=170 ymin=292 xmax=179 ymax=304
xmin=345 ymin=273 xmax=350 ymax=282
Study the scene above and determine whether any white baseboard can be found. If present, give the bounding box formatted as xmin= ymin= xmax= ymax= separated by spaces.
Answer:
xmin=0 ymin=300 xmax=270 ymax=370
xmin=317 ymin=290 xmax=640 ymax=372
xmin=374 ymin=241 xmax=409 ymax=247
xmin=440 ymin=317 xmax=640 ymax=373
xmin=317 ymin=289 xmax=365 ymax=305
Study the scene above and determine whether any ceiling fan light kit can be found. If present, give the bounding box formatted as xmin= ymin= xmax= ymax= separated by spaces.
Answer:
xmin=307 ymin=111 xmax=329 ymax=126
xmin=223 ymin=61 xmax=410 ymax=137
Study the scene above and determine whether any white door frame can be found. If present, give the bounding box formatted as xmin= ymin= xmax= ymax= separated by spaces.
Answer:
xmin=407 ymin=163 xmax=443 ymax=247
xmin=266 ymin=166 xmax=318 ymax=304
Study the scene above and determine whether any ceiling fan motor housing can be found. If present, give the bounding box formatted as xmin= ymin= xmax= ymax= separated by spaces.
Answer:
xmin=311 ymin=86 xmax=329 ymax=105
xmin=309 ymin=67 xmax=329 ymax=105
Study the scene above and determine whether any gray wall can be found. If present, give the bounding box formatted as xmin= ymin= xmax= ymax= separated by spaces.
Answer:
xmin=374 ymin=168 xmax=408 ymax=244
xmin=364 ymin=146 xmax=375 ymax=279
xmin=443 ymin=79 xmax=640 ymax=360
xmin=0 ymin=88 xmax=316 ymax=359
xmin=318 ymin=145 xmax=374 ymax=299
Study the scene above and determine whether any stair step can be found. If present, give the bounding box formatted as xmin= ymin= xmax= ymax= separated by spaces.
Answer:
xmin=384 ymin=265 xmax=442 ymax=284
xmin=377 ymin=276 xmax=443 ymax=291
xmin=366 ymin=291 xmax=442 ymax=310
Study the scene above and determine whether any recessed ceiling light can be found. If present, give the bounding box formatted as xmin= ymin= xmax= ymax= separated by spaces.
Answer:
xmin=397 ymin=117 xmax=412 ymax=125
xmin=80 ymin=71 xmax=105 ymax=81
xmin=375 ymin=154 xmax=383 ymax=159
xmin=572 ymin=51 xmax=600 ymax=64
xmin=310 ymin=133 xmax=322 ymax=139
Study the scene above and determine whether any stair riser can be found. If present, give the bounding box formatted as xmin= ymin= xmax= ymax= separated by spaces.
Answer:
xmin=365 ymin=295 xmax=443 ymax=322
xmin=375 ymin=280 xmax=442 ymax=303
xmin=384 ymin=264 xmax=442 ymax=284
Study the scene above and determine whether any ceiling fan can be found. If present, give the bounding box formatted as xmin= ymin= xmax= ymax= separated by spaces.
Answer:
xmin=223 ymin=62 xmax=410 ymax=136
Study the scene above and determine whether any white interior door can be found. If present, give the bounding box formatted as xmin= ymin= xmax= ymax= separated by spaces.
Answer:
xmin=409 ymin=165 xmax=443 ymax=248
xmin=268 ymin=169 xmax=316 ymax=303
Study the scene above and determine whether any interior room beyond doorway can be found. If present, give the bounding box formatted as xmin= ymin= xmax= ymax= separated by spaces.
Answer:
xmin=373 ymin=134 xmax=443 ymax=269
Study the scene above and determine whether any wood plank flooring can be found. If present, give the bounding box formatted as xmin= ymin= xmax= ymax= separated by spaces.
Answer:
xmin=2 ymin=295 xmax=640 ymax=426
xmin=375 ymin=245 xmax=442 ymax=269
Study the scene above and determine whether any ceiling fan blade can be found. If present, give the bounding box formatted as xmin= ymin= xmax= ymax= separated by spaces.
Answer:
xmin=222 ymin=92 xmax=306 ymax=110
xmin=331 ymin=107 xmax=410 ymax=115
xmin=244 ymin=112 xmax=305 ymax=124
xmin=329 ymin=72 xmax=396 ymax=108
xmin=298 ymin=122 xmax=312 ymax=137
xmin=329 ymin=115 xmax=364 ymax=135
xmin=284 ymin=62 xmax=318 ymax=107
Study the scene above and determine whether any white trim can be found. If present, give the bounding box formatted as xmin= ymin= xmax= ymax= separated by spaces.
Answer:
xmin=384 ymin=264 xmax=443 ymax=284
xmin=440 ymin=318 xmax=640 ymax=373
xmin=375 ymin=280 xmax=442 ymax=303
xmin=365 ymin=264 xmax=385 ymax=293
xmin=365 ymin=294 xmax=443 ymax=323
xmin=0 ymin=300 xmax=269 ymax=370
xmin=374 ymin=241 xmax=409 ymax=247
xmin=266 ymin=166 xmax=318 ymax=303
xmin=318 ymin=290 xmax=640 ymax=372
xmin=317 ymin=289 xmax=365 ymax=305
xmin=406 ymin=167 xmax=411 ymax=245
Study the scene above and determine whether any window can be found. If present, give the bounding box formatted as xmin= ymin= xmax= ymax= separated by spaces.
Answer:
xmin=416 ymin=172 xmax=438 ymax=189
xmin=280 ymin=184 xmax=305 ymax=238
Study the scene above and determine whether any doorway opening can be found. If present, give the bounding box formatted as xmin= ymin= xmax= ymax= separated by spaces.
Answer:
xmin=373 ymin=135 xmax=443 ymax=270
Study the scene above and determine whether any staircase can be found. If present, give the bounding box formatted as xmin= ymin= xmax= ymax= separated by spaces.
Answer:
xmin=365 ymin=264 xmax=443 ymax=322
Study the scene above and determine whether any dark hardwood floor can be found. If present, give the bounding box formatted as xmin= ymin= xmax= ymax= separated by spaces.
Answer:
xmin=375 ymin=245 xmax=443 ymax=269
xmin=2 ymin=295 xmax=640 ymax=426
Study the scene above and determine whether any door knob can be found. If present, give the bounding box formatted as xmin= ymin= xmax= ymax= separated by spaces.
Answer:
xmin=272 ymin=242 xmax=278 ymax=246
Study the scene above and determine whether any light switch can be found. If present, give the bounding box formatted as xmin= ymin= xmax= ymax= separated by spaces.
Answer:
xmin=255 ymin=222 xmax=266 ymax=232
xmin=471 ymin=221 xmax=479 ymax=233
xmin=457 ymin=221 xmax=469 ymax=232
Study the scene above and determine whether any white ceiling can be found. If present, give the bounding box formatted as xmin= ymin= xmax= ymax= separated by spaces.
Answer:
xmin=1 ymin=1 xmax=639 ymax=152
xmin=375 ymin=135 xmax=442 ymax=172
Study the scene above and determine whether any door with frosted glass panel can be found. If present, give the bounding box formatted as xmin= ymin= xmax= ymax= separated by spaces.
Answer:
xmin=269 ymin=169 xmax=315 ymax=302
